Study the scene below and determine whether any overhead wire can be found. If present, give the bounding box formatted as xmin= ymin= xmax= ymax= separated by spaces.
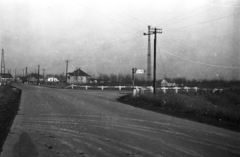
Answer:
xmin=84 ymin=34 xmax=144 ymax=54
xmin=162 ymin=6 xmax=221 ymax=29
xmin=159 ymin=3 xmax=211 ymax=28
xmin=205 ymin=2 xmax=240 ymax=8
xmin=164 ymin=11 xmax=240 ymax=32
xmin=155 ymin=1 xmax=238 ymax=36
xmin=72 ymin=1 xmax=144 ymax=31
xmin=159 ymin=47 xmax=240 ymax=69
xmin=89 ymin=1 xmax=147 ymax=28
xmin=157 ymin=46 xmax=167 ymax=78
xmin=160 ymin=33 xmax=239 ymax=64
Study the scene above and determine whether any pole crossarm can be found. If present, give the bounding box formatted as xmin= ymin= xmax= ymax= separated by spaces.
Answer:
xmin=144 ymin=28 xmax=162 ymax=35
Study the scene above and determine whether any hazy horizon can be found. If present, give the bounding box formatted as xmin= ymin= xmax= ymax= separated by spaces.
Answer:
xmin=1 ymin=0 xmax=239 ymax=80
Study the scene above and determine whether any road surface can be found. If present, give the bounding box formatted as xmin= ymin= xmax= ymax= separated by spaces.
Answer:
xmin=1 ymin=84 xmax=240 ymax=157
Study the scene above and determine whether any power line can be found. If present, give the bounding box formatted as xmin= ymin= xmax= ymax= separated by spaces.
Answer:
xmin=90 ymin=1 xmax=147 ymax=28
xmin=162 ymin=1 xmax=240 ymax=29
xmin=165 ymin=11 xmax=240 ymax=32
xmin=160 ymin=47 xmax=240 ymax=69
xmin=73 ymin=1 xmax=143 ymax=31
xmin=161 ymin=34 xmax=231 ymax=62
xmin=157 ymin=46 xmax=166 ymax=78
xmin=85 ymin=34 xmax=143 ymax=54
xmin=159 ymin=4 xmax=210 ymax=28
xmin=205 ymin=2 xmax=240 ymax=8
xmin=162 ymin=6 xmax=221 ymax=29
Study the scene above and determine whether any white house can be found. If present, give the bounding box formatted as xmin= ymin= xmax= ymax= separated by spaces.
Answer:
xmin=67 ymin=68 xmax=90 ymax=84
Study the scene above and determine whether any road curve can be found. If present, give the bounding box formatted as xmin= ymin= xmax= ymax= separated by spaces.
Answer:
xmin=1 ymin=84 xmax=240 ymax=157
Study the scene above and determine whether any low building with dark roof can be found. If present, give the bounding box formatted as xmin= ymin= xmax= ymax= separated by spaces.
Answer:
xmin=0 ymin=73 xmax=13 ymax=82
xmin=27 ymin=73 xmax=43 ymax=83
xmin=67 ymin=68 xmax=90 ymax=84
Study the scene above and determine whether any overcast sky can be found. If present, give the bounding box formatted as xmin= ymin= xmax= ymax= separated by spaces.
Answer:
xmin=0 ymin=0 xmax=239 ymax=80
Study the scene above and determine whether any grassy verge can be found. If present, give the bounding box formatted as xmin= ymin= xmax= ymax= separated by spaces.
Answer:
xmin=0 ymin=85 xmax=21 ymax=153
xmin=118 ymin=90 xmax=240 ymax=132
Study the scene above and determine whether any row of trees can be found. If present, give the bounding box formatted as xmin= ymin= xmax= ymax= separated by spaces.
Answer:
xmin=46 ymin=72 xmax=240 ymax=88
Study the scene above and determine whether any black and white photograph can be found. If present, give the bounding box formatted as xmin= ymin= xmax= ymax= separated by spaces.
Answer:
xmin=0 ymin=0 xmax=240 ymax=156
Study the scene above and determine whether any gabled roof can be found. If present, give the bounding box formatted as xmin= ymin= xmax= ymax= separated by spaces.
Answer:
xmin=162 ymin=78 xmax=175 ymax=83
xmin=68 ymin=69 xmax=89 ymax=77
xmin=0 ymin=73 xmax=13 ymax=78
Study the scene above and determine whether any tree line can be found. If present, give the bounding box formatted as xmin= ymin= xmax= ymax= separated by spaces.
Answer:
xmin=46 ymin=72 xmax=240 ymax=88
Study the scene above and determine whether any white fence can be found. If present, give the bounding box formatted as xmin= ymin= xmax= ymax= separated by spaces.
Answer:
xmin=132 ymin=86 xmax=225 ymax=97
xmin=65 ymin=84 xmax=136 ymax=90
xmin=65 ymin=84 xmax=225 ymax=95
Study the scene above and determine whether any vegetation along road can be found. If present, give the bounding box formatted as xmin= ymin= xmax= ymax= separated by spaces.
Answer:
xmin=1 ymin=84 xmax=240 ymax=157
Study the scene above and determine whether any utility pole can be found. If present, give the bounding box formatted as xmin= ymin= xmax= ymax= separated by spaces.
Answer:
xmin=42 ymin=69 xmax=45 ymax=78
xmin=42 ymin=69 xmax=45 ymax=83
xmin=144 ymin=27 xmax=162 ymax=95
xmin=23 ymin=69 xmax=25 ymax=77
xmin=37 ymin=65 xmax=40 ymax=85
xmin=25 ymin=67 xmax=28 ymax=77
xmin=132 ymin=68 xmax=137 ymax=89
xmin=1 ymin=49 xmax=5 ymax=83
xmin=147 ymin=25 xmax=152 ymax=82
xmin=65 ymin=60 xmax=70 ymax=85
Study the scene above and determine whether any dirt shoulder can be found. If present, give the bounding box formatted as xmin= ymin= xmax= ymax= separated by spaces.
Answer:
xmin=118 ymin=92 xmax=240 ymax=133
xmin=0 ymin=85 xmax=21 ymax=154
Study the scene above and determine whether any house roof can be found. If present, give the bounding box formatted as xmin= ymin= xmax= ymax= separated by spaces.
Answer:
xmin=68 ymin=69 xmax=89 ymax=77
xmin=0 ymin=73 xmax=13 ymax=78
xmin=162 ymin=78 xmax=175 ymax=83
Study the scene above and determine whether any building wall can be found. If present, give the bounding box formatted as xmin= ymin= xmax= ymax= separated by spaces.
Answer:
xmin=67 ymin=76 xmax=89 ymax=84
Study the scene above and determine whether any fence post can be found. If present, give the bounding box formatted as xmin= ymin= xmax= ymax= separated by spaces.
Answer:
xmin=174 ymin=87 xmax=180 ymax=94
xmin=132 ymin=89 xmax=137 ymax=97
xmin=101 ymin=86 xmax=104 ymax=90
xmin=150 ymin=87 xmax=154 ymax=93
xmin=212 ymin=88 xmax=218 ymax=93
xmin=161 ymin=87 xmax=167 ymax=94
xmin=184 ymin=86 xmax=189 ymax=93
xmin=71 ymin=84 xmax=74 ymax=89
xmin=119 ymin=86 xmax=121 ymax=90
xmin=193 ymin=87 xmax=198 ymax=93
xmin=85 ymin=86 xmax=88 ymax=90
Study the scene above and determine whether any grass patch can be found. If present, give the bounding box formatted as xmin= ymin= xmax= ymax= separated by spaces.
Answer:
xmin=118 ymin=90 xmax=240 ymax=132
xmin=0 ymin=85 xmax=21 ymax=153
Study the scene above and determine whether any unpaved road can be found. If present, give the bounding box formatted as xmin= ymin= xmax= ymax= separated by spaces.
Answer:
xmin=1 ymin=84 xmax=240 ymax=157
